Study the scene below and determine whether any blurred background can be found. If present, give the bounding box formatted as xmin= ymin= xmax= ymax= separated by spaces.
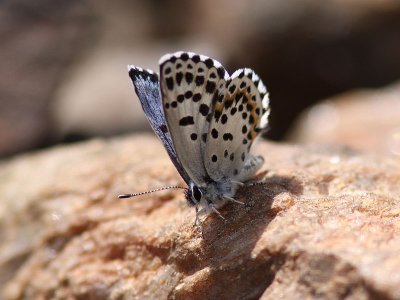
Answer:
xmin=1 ymin=0 xmax=400 ymax=158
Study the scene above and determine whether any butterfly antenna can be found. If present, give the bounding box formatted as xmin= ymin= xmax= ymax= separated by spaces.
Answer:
xmin=118 ymin=186 xmax=187 ymax=199
xmin=247 ymin=181 xmax=266 ymax=187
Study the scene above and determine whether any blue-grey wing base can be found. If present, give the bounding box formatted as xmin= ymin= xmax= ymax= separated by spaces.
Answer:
xmin=128 ymin=66 xmax=191 ymax=185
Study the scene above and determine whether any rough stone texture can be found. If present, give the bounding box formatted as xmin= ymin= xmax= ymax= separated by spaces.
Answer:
xmin=287 ymin=81 xmax=400 ymax=157
xmin=1 ymin=135 xmax=400 ymax=299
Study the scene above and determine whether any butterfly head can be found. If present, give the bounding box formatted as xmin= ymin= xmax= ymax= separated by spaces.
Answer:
xmin=185 ymin=182 xmax=203 ymax=206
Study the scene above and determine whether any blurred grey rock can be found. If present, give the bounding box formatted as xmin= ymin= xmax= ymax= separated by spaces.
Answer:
xmin=287 ymin=81 xmax=400 ymax=157
xmin=0 ymin=0 xmax=92 ymax=157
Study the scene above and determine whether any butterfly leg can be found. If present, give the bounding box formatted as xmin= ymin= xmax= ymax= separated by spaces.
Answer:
xmin=224 ymin=196 xmax=245 ymax=205
xmin=193 ymin=206 xmax=206 ymax=238
xmin=210 ymin=204 xmax=227 ymax=221
xmin=231 ymin=180 xmax=245 ymax=187
xmin=194 ymin=206 xmax=204 ymax=227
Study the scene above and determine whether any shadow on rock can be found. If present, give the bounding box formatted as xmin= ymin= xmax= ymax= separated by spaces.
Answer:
xmin=172 ymin=175 xmax=303 ymax=300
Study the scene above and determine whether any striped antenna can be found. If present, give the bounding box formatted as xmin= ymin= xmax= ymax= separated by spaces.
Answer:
xmin=247 ymin=181 xmax=266 ymax=186
xmin=118 ymin=186 xmax=187 ymax=199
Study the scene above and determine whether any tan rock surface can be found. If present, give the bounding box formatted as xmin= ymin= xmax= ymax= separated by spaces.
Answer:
xmin=1 ymin=135 xmax=400 ymax=299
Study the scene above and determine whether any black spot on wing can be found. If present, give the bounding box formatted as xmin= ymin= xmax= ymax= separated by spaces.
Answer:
xmin=199 ymin=104 xmax=209 ymax=116
xmin=223 ymin=133 xmax=233 ymax=141
xmin=166 ymin=77 xmax=174 ymax=90
xmin=193 ymin=93 xmax=202 ymax=102
xmin=211 ymin=92 xmax=219 ymax=106
xmin=217 ymin=67 xmax=225 ymax=78
xmin=181 ymin=53 xmax=189 ymax=61
xmin=176 ymin=72 xmax=183 ymax=85
xmin=195 ymin=76 xmax=205 ymax=86
xmin=177 ymin=95 xmax=184 ymax=103
xmin=221 ymin=114 xmax=228 ymax=124
xmin=249 ymin=115 xmax=255 ymax=124
xmin=205 ymin=58 xmax=214 ymax=68
xmin=179 ymin=116 xmax=195 ymax=126
xmin=211 ymin=128 xmax=218 ymax=139
xmin=224 ymin=100 xmax=233 ymax=109
xmin=185 ymin=73 xmax=193 ymax=84
xmin=206 ymin=81 xmax=216 ymax=93
xmin=192 ymin=55 xmax=200 ymax=63
xmin=160 ymin=124 xmax=168 ymax=133
xmin=185 ymin=91 xmax=193 ymax=99
xmin=214 ymin=110 xmax=222 ymax=121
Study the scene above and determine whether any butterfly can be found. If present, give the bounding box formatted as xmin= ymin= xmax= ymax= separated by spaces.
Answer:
xmin=120 ymin=51 xmax=270 ymax=223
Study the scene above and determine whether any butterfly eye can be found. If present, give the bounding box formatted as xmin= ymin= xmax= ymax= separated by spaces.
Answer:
xmin=192 ymin=185 xmax=203 ymax=202
xmin=185 ymin=184 xmax=203 ymax=206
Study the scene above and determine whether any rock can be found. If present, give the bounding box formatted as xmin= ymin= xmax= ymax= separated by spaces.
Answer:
xmin=4 ymin=0 xmax=400 ymax=156
xmin=287 ymin=81 xmax=400 ymax=157
xmin=219 ymin=0 xmax=400 ymax=139
xmin=0 ymin=0 xmax=92 ymax=157
xmin=51 ymin=0 xmax=400 ymax=142
xmin=1 ymin=135 xmax=400 ymax=299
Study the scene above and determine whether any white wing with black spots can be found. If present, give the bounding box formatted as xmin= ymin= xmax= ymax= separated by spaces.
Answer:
xmin=159 ymin=51 xmax=228 ymax=186
xmin=204 ymin=68 xmax=270 ymax=182
xmin=127 ymin=51 xmax=271 ymax=216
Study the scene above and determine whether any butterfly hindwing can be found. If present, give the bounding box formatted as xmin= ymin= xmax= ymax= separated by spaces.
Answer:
xmin=204 ymin=68 xmax=270 ymax=181
xmin=159 ymin=52 xmax=228 ymax=186
xmin=128 ymin=66 xmax=191 ymax=184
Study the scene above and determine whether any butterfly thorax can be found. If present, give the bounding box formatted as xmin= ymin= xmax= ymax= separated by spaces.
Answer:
xmin=185 ymin=179 xmax=240 ymax=211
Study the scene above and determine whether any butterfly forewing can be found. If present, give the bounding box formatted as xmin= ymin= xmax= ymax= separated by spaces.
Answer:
xmin=159 ymin=52 xmax=228 ymax=186
xmin=204 ymin=68 xmax=270 ymax=181
xmin=128 ymin=66 xmax=191 ymax=184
